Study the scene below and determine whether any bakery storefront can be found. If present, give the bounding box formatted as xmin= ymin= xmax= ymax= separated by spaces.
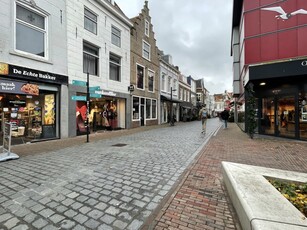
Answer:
xmin=0 ymin=63 xmax=68 ymax=145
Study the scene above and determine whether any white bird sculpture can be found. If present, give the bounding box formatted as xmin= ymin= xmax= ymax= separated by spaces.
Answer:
xmin=261 ymin=6 xmax=307 ymax=20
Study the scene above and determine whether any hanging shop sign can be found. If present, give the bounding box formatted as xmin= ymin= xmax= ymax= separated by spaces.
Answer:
xmin=0 ymin=63 xmax=68 ymax=85
xmin=0 ymin=79 xmax=39 ymax=95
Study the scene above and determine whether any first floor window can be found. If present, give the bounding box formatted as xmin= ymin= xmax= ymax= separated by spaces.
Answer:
xmin=148 ymin=71 xmax=154 ymax=92
xmin=109 ymin=53 xmax=121 ymax=81
xmin=152 ymin=100 xmax=157 ymax=119
xmin=137 ymin=65 xmax=144 ymax=89
xmin=161 ymin=74 xmax=166 ymax=91
xmin=168 ymin=77 xmax=171 ymax=93
xmin=83 ymin=42 xmax=99 ymax=76
xmin=15 ymin=4 xmax=46 ymax=57
xmin=133 ymin=97 xmax=140 ymax=120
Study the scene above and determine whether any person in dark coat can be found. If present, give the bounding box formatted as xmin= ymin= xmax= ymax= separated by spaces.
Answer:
xmin=221 ymin=108 xmax=230 ymax=129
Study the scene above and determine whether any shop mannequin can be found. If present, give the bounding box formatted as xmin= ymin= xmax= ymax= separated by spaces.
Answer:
xmin=90 ymin=105 xmax=98 ymax=123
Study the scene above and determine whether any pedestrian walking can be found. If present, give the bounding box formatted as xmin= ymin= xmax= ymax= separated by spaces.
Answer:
xmin=221 ymin=108 xmax=230 ymax=129
xmin=199 ymin=105 xmax=208 ymax=134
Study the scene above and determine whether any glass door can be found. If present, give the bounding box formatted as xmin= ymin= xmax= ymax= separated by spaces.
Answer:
xmin=277 ymin=96 xmax=295 ymax=138
xmin=261 ymin=97 xmax=275 ymax=135
xmin=261 ymin=96 xmax=296 ymax=138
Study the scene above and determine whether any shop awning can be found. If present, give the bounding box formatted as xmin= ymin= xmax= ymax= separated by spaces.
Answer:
xmin=160 ymin=95 xmax=182 ymax=103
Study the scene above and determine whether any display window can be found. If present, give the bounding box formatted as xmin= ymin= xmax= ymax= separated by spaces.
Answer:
xmin=0 ymin=91 xmax=57 ymax=144
xmin=76 ymin=98 xmax=119 ymax=135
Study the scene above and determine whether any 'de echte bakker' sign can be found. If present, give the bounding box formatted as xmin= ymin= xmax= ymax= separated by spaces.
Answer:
xmin=0 ymin=62 xmax=68 ymax=85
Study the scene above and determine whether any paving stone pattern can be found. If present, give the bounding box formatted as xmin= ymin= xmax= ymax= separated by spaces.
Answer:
xmin=153 ymin=122 xmax=307 ymax=230
xmin=0 ymin=120 xmax=220 ymax=229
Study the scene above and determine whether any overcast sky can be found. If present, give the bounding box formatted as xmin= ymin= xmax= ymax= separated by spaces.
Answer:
xmin=115 ymin=0 xmax=233 ymax=95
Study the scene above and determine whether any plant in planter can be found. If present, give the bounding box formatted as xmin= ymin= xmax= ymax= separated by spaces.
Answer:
xmin=246 ymin=83 xmax=257 ymax=139
xmin=267 ymin=178 xmax=307 ymax=217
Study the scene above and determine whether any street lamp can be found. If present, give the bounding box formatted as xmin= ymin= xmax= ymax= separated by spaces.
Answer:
xmin=170 ymin=87 xmax=176 ymax=126
xmin=86 ymin=71 xmax=90 ymax=143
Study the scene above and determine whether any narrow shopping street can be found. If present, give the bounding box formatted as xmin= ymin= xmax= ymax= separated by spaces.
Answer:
xmin=0 ymin=119 xmax=221 ymax=229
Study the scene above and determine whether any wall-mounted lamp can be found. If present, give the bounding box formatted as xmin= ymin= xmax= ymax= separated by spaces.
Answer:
xmin=260 ymin=82 xmax=266 ymax=86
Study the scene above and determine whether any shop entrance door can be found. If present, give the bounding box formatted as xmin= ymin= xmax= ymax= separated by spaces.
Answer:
xmin=276 ymin=96 xmax=296 ymax=138
xmin=140 ymin=105 xmax=145 ymax=126
xmin=262 ymin=97 xmax=275 ymax=135
xmin=262 ymin=96 xmax=296 ymax=138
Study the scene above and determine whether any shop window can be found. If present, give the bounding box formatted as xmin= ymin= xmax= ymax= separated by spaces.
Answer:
xmin=148 ymin=70 xmax=154 ymax=92
xmin=111 ymin=26 xmax=121 ymax=47
xmin=133 ymin=97 xmax=140 ymax=120
xmin=84 ymin=8 xmax=97 ymax=34
xmin=146 ymin=99 xmax=151 ymax=119
xmin=15 ymin=3 xmax=47 ymax=57
xmin=0 ymin=91 xmax=57 ymax=142
xmin=142 ymin=40 xmax=150 ymax=60
xmin=152 ymin=99 xmax=157 ymax=119
xmin=137 ymin=65 xmax=144 ymax=89
xmin=109 ymin=53 xmax=121 ymax=81
xmin=83 ymin=42 xmax=99 ymax=76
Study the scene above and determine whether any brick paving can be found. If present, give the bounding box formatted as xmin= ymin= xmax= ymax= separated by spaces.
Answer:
xmin=149 ymin=122 xmax=307 ymax=230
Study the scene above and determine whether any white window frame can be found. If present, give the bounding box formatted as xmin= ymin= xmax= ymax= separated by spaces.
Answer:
xmin=173 ymin=79 xmax=177 ymax=95
xmin=83 ymin=41 xmax=99 ymax=76
xmin=145 ymin=98 xmax=157 ymax=120
xmin=180 ymin=88 xmax=183 ymax=100
xmin=111 ymin=25 xmax=121 ymax=47
xmin=84 ymin=7 xmax=97 ymax=34
xmin=161 ymin=74 xmax=166 ymax=92
xmin=132 ymin=96 xmax=140 ymax=120
xmin=145 ymin=20 xmax=149 ymax=37
xmin=136 ymin=64 xmax=145 ymax=90
xmin=167 ymin=77 xmax=171 ymax=93
xmin=142 ymin=40 xmax=151 ymax=60
xmin=152 ymin=99 xmax=157 ymax=119
xmin=109 ymin=53 xmax=121 ymax=81
xmin=148 ymin=70 xmax=154 ymax=92
xmin=146 ymin=98 xmax=151 ymax=119
xmin=15 ymin=2 xmax=48 ymax=59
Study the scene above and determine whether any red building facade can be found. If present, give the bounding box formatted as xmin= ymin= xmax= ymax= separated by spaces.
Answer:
xmin=245 ymin=0 xmax=307 ymax=64
xmin=232 ymin=0 xmax=307 ymax=140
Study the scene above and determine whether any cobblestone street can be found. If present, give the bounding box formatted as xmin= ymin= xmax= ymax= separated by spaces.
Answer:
xmin=0 ymin=119 xmax=221 ymax=230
